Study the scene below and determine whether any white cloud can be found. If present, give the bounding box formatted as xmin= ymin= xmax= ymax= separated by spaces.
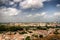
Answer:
xmin=43 ymin=15 xmax=53 ymax=19
xmin=26 ymin=14 xmax=32 ymax=17
xmin=0 ymin=0 xmax=50 ymax=9
xmin=26 ymin=12 xmax=46 ymax=18
xmin=0 ymin=7 xmax=22 ymax=22
xmin=56 ymin=4 xmax=60 ymax=7
xmin=20 ymin=0 xmax=47 ymax=9
xmin=54 ymin=12 xmax=60 ymax=16
xmin=9 ymin=1 xmax=14 ymax=5
xmin=13 ymin=0 xmax=22 ymax=2
xmin=34 ymin=12 xmax=46 ymax=17
xmin=41 ymin=12 xmax=46 ymax=16
xmin=43 ymin=12 xmax=60 ymax=19
xmin=0 ymin=7 xmax=20 ymax=16
xmin=34 ymin=14 xmax=41 ymax=17
xmin=18 ymin=12 xmax=60 ymax=22
xmin=53 ymin=12 xmax=60 ymax=22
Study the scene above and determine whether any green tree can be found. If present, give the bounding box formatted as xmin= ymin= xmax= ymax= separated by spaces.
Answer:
xmin=39 ymin=35 xmax=43 ymax=38
xmin=25 ymin=36 xmax=31 ymax=40
xmin=0 ymin=25 xmax=7 ymax=31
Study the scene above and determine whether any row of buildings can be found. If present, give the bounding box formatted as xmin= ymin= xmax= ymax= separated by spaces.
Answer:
xmin=1 ymin=22 xmax=60 ymax=27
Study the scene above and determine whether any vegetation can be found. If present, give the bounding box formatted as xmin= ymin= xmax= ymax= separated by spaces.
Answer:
xmin=0 ymin=25 xmax=7 ymax=31
xmin=39 ymin=35 xmax=43 ymax=38
xmin=0 ymin=24 xmax=48 ymax=32
xmin=25 ymin=36 xmax=31 ymax=40
xmin=0 ymin=23 xmax=60 ymax=34
xmin=54 ymin=29 xmax=59 ymax=34
xmin=19 ymin=31 xmax=27 ymax=34
xmin=32 ymin=34 xmax=38 ymax=38
xmin=0 ymin=23 xmax=60 ymax=40
xmin=37 ymin=26 xmax=47 ymax=30
xmin=28 ymin=31 xmax=33 ymax=33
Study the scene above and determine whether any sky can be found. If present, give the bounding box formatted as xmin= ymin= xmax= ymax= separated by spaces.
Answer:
xmin=0 ymin=0 xmax=60 ymax=23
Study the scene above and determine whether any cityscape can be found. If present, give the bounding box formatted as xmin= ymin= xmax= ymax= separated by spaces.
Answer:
xmin=0 ymin=22 xmax=60 ymax=40
xmin=0 ymin=0 xmax=60 ymax=40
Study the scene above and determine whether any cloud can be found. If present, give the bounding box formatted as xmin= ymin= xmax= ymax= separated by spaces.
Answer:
xmin=13 ymin=0 xmax=22 ymax=2
xmin=0 ymin=7 xmax=22 ymax=22
xmin=0 ymin=0 xmax=22 ymax=6
xmin=53 ymin=12 xmax=60 ymax=22
xmin=0 ymin=8 xmax=60 ymax=22
xmin=41 ymin=12 xmax=46 ymax=16
xmin=0 ymin=0 xmax=13 ymax=6
xmin=56 ymin=4 xmax=60 ymax=7
xmin=20 ymin=0 xmax=47 ymax=9
xmin=25 ymin=12 xmax=60 ymax=22
xmin=26 ymin=14 xmax=32 ymax=17
xmin=25 ymin=12 xmax=48 ymax=22
xmin=26 ymin=12 xmax=46 ymax=18
xmin=0 ymin=0 xmax=51 ymax=9
xmin=0 ymin=7 xmax=20 ymax=16
xmin=0 ymin=0 xmax=50 ymax=9
xmin=9 ymin=1 xmax=14 ymax=5
xmin=43 ymin=12 xmax=60 ymax=19
xmin=54 ymin=12 xmax=60 ymax=16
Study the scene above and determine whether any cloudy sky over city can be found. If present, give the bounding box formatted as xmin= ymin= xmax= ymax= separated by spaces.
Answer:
xmin=0 ymin=0 xmax=60 ymax=22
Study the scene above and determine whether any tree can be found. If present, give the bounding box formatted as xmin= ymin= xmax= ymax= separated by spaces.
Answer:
xmin=54 ymin=29 xmax=59 ymax=34
xmin=0 ymin=25 xmax=7 ymax=31
xmin=32 ymin=34 xmax=38 ymax=38
xmin=25 ymin=36 xmax=31 ymax=40
xmin=19 ymin=31 xmax=27 ymax=34
xmin=39 ymin=35 xmax=43 ymax=38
